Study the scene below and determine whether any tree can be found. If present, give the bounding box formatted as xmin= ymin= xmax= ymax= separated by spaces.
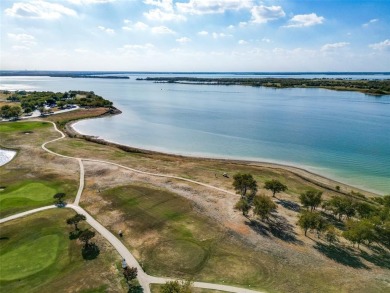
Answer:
xmin=325 ymin=225 xmax=338 ymax=244
xmin=355 ymin=202 xmax=376 ymax=219
xmin=344 ymin=219 xmax=378 ymax=248
xmin=79 ymin=229 xmax=95 ymax=247
xmin=66 ymin=213 xmax=86 ymax=231
xmin=264 ymin=179 xmax=287 ymax=197
xmin=232 ymin=173 xmax=257 ymax=201
xmin=327 ymin=196 xmax=355 ymax=220
xmin=253 ymin=195 xmax=277 ymax=221
xmin=0 ymin=105 xmax=22 ymax=119
xmin=123 ymin=266 xmax=138 ymax=284
xmin=53 ymin=192 xmax=66 ymax=206
xmin=234 ymin=198 xmax=251 ymax=216
xmin=160 ymin=280 xmax=193 ymax=293
xmin=298 ymin=211 xmax=322 ymax=236
xmin=299 ymin=190 xmax=323 ymax=211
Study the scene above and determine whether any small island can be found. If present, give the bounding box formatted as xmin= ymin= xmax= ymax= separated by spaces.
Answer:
xmin=137 ymin=77 xmax=390 ymax=96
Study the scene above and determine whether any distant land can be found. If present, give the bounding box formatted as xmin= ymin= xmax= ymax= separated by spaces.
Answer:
xmin=1 ymin=70 xmax=390 ymax=77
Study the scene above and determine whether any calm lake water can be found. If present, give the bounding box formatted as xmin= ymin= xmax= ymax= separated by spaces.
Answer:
xmin=1 ymin=74 xmax=389 ymax=194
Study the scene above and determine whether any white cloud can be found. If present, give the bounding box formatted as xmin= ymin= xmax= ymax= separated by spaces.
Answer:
xmin=5 ymin=1 xmax=77 ymax=19
xmin=261 ymin=38 xmax=271 ymax=43
xmin=177 ymin=0 xmax=252 ymax=15
xmin=8 ymin=33 xmax=37 ymax=47
xmin=285 ymin=13 xmax=324 ymax=28
xmin=144 ymin=0 xmax=173 ymax=11
xmin=98 ymin=26 xmax=115 ymax=34
xmin=212 ymin=32 xmax=232 ymax=39
xmin=251 ymin=5 xmax=285 ymax=24
xmin=68 ymin=0 xmax=116 ymax=4
xmin=321 ymin=42 xmax=349 ymax=51
xmin=176 ymin=37 xmax=191 ymax=43
xmin=121 ymin=43 xmax=155 ymax=50
xmin=12 ymin=45 xmax=31 ymax=51
xmin=151 ymin=25 xmax=175 ymax=34
xmin=122 ymin=21 xmax=149 ymax=31
xmin=362 ymin=18 xmax=378 ymax=27
xmin=74 ymin=48 xmax=89 ymax=53
xmin=198 ymin=31 xmax=208 ymax=36
xmin=369 ymin=39 xmax=390 ymax=51
xmin=144 ymin=8 xmax=186 ymax=21
xmin=238 ymin=40 xmax=248 ymax=45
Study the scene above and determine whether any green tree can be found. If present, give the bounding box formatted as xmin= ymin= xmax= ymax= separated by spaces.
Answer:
xmin=327 ymin=196 xmax=355 ymax=220
xmin=298 ymin=211 xmax=322 ymax=236
xmin=355 ymin=202 xmax=376 ymax=219
xmin=325 ymin=225 xmax=338 ymax=244
xmin=53 ymin=192 xmax=66 ymax=205
xmin=123 ymin=266 xmax=138 ymax=285
xmin=299 ymin=190 xmax=323 ymax=211
xmin=79 ymin=229 xmax=95 ymax=247
xmin=234 ymin=198 xmax=251 ymax=216
xmin=232 ymin=173 xmax=257 ymax=201
xmin=66 ymin=213 xmax=86 ymax=231
xmin=160 ymin=280 xmax=193 ymax=293
xmin=253 ymin=195 xmax=277 ymax=221
xmin=264 ymin=179 xmax=287 ymax=197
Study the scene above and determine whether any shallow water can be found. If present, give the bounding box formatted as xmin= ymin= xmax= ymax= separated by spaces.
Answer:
xmin=1 ymin=74 xmax=389 ymax=194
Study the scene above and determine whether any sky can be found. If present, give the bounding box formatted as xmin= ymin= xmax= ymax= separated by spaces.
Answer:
xmin=1 ymin=0 xmax=389 ymax=72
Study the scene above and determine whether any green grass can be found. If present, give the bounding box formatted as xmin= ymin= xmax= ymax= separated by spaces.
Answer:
xmin=0 ymin=209 xmax=124 ymax=293
xmin=0 ymin=180 xmax=74 ymax=218
xmin=0 ymin=121 xmax=49 ymax=133
xmin=0 ymin=234 xmax=59 ymax=281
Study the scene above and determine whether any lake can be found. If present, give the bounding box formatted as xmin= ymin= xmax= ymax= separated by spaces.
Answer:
xmin=1 ymin=74 xmax=389 ymax=194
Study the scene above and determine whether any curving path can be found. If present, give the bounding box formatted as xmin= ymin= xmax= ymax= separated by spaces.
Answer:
xmin=1 ymin=121 xmax=263 ymax=293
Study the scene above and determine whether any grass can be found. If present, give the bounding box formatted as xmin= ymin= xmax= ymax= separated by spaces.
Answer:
xmin=0 ymin=209 xmax=124 ymax=293
xmin=90 ymin=183 xmax=386 ymax=293
xmin=0 ymin=180 xmax=76 ymax=218
xmin=0 ymin=234 xmax=60 ymax=281
xmin=0 ymin=121 xmax=49 ymax=133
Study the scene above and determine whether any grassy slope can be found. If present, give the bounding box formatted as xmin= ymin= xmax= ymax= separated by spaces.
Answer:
xmin=0 ymin=209 xmax=124 ymax=292
xmin=88 ymin=184 xmax=386 ymax=293
xmin=0 ymin=121 xmax=78 ymax=217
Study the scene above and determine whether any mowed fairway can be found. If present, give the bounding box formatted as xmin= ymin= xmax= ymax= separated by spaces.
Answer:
xmin=0 ymin=182 xmax=57 ymax=217
xmin=0 ymin=121 xmax=78 ymax=217
xmin=0 ymin=209 xmax=124 ymax=292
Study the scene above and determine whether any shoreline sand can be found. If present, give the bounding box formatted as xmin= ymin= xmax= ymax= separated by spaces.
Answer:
xmin=66 ymin=116 xmax=381 ymax=197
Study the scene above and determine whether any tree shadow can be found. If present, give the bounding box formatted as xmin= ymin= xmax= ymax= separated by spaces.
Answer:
xmin=276 ymin=199 xmax=301 ymax=212
xmin=69 ymin=230 xmax=82 ymax=240
xmin=128 ymin=285 xmax=143 ymax=293
xmin=360 ymin=249 xmax=390 ymax=269
xmin=246 ymin=214 xmax=302 ymax=244
xmin=313 ymin=242 xmax=368 ymax=269
xmin=320 ymin=212 xmax=345 ymax=230
xmin=82 ymin=243 xmax=100 ymax=260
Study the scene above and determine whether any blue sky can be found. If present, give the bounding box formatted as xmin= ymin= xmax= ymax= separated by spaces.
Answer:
xmin=1 ymin=0 xmax=389 ymax=71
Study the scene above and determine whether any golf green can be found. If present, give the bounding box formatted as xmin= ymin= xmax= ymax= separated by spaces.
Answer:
xmin=0 ymin=234 xmax=60 ymax=281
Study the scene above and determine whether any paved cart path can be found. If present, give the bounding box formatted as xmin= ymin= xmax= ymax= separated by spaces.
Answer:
xmin=1 ymin=121 xmax=263 ymax=293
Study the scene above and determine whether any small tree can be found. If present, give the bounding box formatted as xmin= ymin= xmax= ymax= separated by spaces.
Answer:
xmin=66 ymin=213 xmax=86 ymax=231
xmin=299 ymin=190 xmax=323 ymax=211
xmin=232 ymin=173 xmax=257 ymax=201
xmin=264 ymin=179 xmax=287 ymax=197
xmin=79 ymin=229 xmax=95 ymax=247
xmin=253 ymin=195 xmax=277 ymax=221
xmin=160 ymin=280 xmax=193 ymax=293
xmin=123 ymin=266 xmax=138 ymax=285
xmin=53 ymin=192 xmax=66 ymax=206
xmin=325 ymin=225 xmax=338 ymax=244
xmin=298 ymin=211 xmax=322 ymax=236
xmin=234 ymin=198 xmax=251 ymax=216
